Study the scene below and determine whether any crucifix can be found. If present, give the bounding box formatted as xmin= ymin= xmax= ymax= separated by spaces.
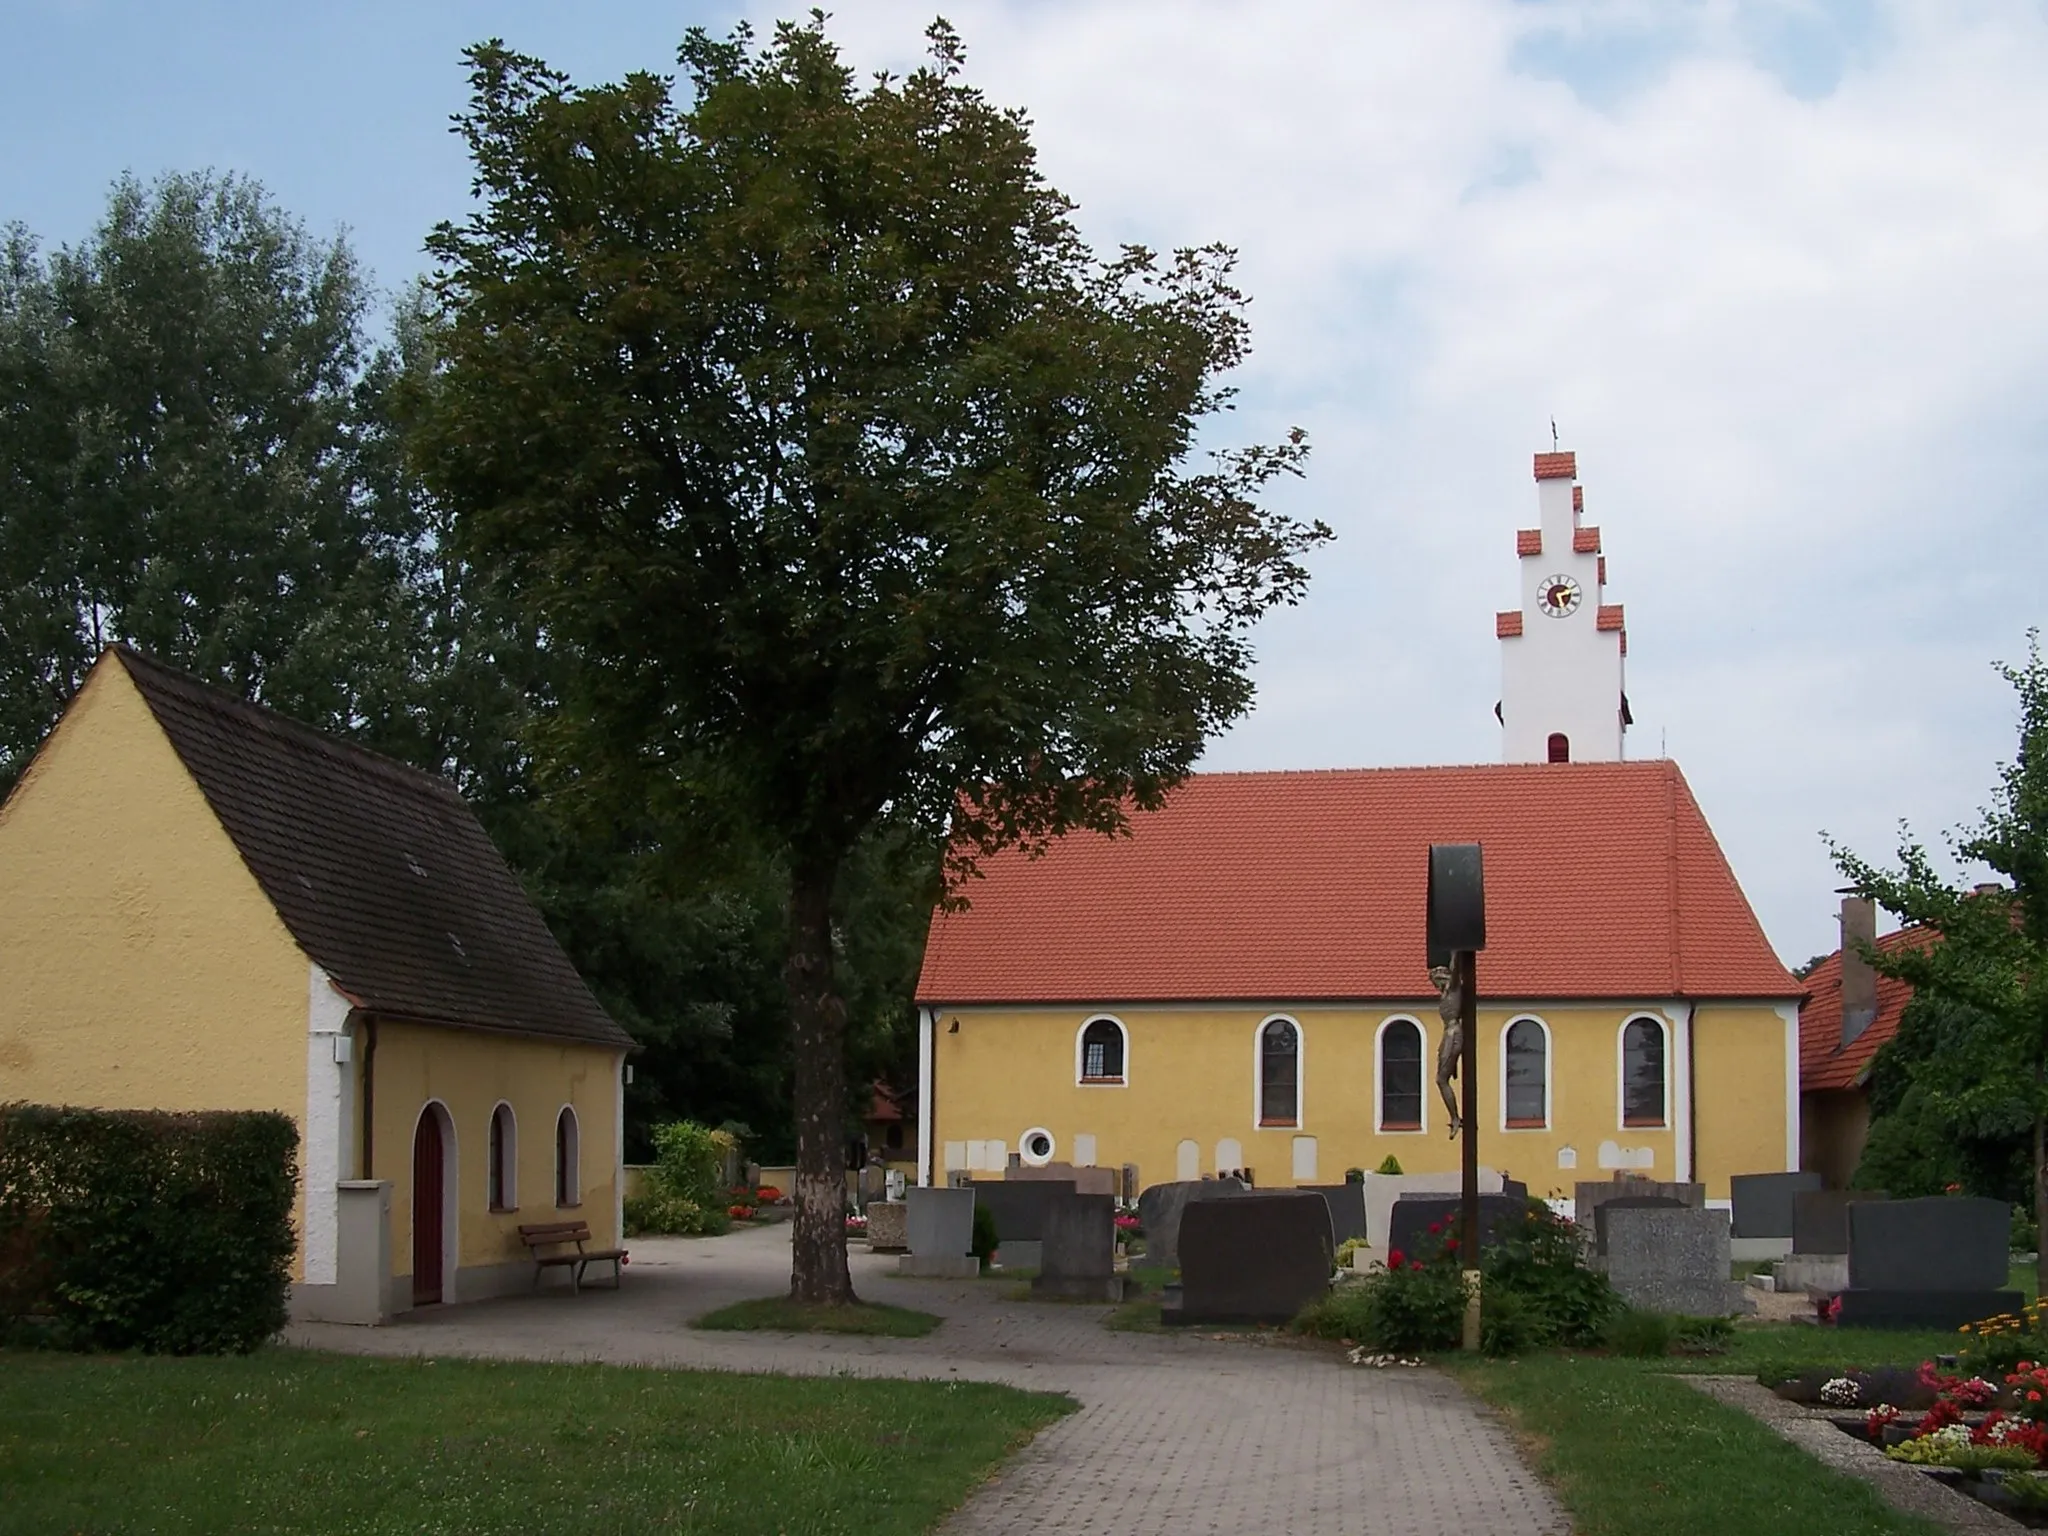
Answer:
xmin=1427 ymin=843 xmax=1486 ymax=1350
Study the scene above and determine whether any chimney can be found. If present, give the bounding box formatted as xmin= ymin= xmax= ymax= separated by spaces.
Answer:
xmin=1839 ymin=894 xmax=1877 ymax=1048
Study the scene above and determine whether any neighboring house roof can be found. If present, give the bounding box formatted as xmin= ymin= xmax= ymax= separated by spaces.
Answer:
xmin=110 ymin=646 xmax=631 ymax=1049
xmin=867 ymin=1084 xmax=912 ymax=1124
xmin=1799 ymin=927 xmax=1928 ymax=1093
xmin=917 ymin=761 xmax=1797 ymax=1006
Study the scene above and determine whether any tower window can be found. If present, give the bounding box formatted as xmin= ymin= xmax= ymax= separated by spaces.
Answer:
xmin=1547 ymin=732 xmax=1570 ymax=763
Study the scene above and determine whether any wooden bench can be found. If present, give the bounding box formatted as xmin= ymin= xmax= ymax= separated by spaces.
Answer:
xmin=518 ymin=1221 xmax=624 ymax=1294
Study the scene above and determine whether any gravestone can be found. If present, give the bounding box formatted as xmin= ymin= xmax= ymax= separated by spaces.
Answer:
xmin=1008 ymin=1162 xmax=1118 ymax=1196
xmin=1792 ymin=1189 xmax=1888 ymax=1255
xmin=1729 ymin=1171 xmax=1824 ymax=1239
xmin=1593 ymin=1196 xmax=1685 ymax=1257
xmin=972 ymin=1178 xmax=1078 ymax=1271
xmin=898 ymin=1185 xmax=978 ymax=1278
xmin=1386 ymin=1194 xmax=1529 ymax=1261
xmin=1360 ymin=1169 xmax=1504 ymax=1250
xmin=1602 ymin=1205 xmax=1748 ymax=1317
xmin=1573 ymin=1178 xmax=1703 ymax=1229
xmin=1032 ymin=1192 xmax=1122 ymax=1302
xmin=1301 ymin=1183 xmax=1367 ymax=1245
xmin=865 ymin=1199 xmax=908 ymax=1253
xmin=1834 ymin=1196 xmax=2022 ymax=1329
xmin=1137 ymin=1179 xmax=1249 ymax=1270
xmin=1163 ymin=1192 xmax=1332 ymax=1325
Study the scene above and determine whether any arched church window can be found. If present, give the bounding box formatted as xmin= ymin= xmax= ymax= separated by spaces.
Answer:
xmin=1622 ymin=1017 xmax=1667 ymax=1127
xmin=1258 ymin=1017 xmax=1300 ymax=1126
xmin=554 ymin=1107 xmax=580 ymax=1206
xmin=1079 ymin=1017 xmax=1126 ymax=1083
xmin=1504 ymin=1018 xmax=1548 ymax=1128
xmin=1379 ymin=1018 xmax=1423 ymax=1131
xmin=1547 ymin=732 xmax=1570 ymax=763
xmin=487 ymin=1102 xmax=516 ymax=1211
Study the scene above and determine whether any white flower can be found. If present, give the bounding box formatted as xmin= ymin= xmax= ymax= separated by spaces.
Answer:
xmin=1820 ymin=1377 xmax=1862 ymax=1406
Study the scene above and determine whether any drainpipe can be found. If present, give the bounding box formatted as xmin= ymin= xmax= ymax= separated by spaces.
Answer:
xmin=360 ymin=1014 xmax=379 ymax=1179
xmin=1683 ymin=1004 xmax=1699 ymax=1185
xmin=917 ymin=1007 xmax=935 ymax=1188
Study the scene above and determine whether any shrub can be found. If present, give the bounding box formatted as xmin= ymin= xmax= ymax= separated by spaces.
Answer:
xmin=1605 ymin=1308 xmax=1675 ymax=1358
xmin=2015 ymin=1204 xmax=2040 ymax=1254
xmin=1674 ymin=1315 xmax=1735 ymax=1355
xmin=970 ymin=1202 xmax=1000 ymax=1271
xmin=649 ymin=1120 xmax=724 ymax=1207
xmin=1375 ymin=1155 xmax=1404 ymax=1175
xmin=0 ymin=1103 xmax=297 ymax=1354
xmin=1295 ymin=1251 xmax=1463 ymax=1350
xmin=1335 ymin=1236 xmax=1369 ymax=1268
xmin=623 ymin=1192 xmax=731 ymax=1237
xmin=1343 ymin=1167 xmax=1366 ymax=1184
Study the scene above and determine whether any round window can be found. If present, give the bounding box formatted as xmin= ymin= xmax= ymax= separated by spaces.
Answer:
xmin=1020 ymin=1128 xmax=1055 ymax=1166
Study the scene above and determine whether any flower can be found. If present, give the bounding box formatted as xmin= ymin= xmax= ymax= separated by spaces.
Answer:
xmin=1386 ymin=1247 xmax=1407 ymax=1270
xmin=1821 ymin=1377 xmax=1862 ymax=1406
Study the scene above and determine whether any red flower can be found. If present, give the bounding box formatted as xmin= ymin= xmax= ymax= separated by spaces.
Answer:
xmin=1444 ymin=1237 xmax=1458 ymax=1252
xmin=1386 ymin=1249 xmax=1406 ymax=1270
xmin=1428 ymin=1220 xmax=1444 ymax=1234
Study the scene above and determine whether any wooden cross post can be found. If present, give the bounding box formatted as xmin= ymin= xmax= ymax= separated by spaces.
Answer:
xmin=1427 ymin=843 xmax=1487 ymax=1353
xmin=1458 ymin=946 xmax=1481 ymax=1351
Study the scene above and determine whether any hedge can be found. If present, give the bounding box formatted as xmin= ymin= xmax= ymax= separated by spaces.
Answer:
xmin=0 ymin=1103 xmax=298 ymax=1354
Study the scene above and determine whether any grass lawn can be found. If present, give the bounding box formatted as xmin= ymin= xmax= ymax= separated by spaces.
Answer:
xmin=1450 ymin=1353 xmax=1946 ymax=1536
xmin=0 ymin=1350 xmax=1069 ymax=1535
xmin=1652 ymin=1323 xmax=1963 ymax=1377
xmin=692 ymin=1296 xmax=941 ymax=1337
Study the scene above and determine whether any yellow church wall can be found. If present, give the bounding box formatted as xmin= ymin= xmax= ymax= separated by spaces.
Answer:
xmin=1690 ymin=1003 xmax=1795 ymax=1201
xmin=931 ymin=1000 xmax=1791 ymax=1198
xmin=370 ymin=1020 xmax=623 ymax=1290
xmin=0 ymin=657 xmax=312 ymax=1272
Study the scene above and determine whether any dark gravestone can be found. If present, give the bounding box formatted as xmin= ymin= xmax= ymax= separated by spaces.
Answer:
xmin=1792 ymin=1189 xmax=1887 ymax=1256
xmin=1835 ymin=1196 xmax=2021 ymax=1330
xmin=1386 ymin=1194 xmax=1529 ymax=1261
xmin=1729 ymin=1171 xmax=1824 ymax=1240
xmin=1137 ymin=1179 xmax=1248 ymax=1270
xmin=1032 ymin=1193 xmax=1121 ymax=1302
xmin=1502 ymin=1179 xmax=1530 ymax=1203
xmin=971 ymin=1179 xmax=1077 ymax=1244
xmin=1301 ymin=1183 xmax=1367 ymax=1245
xmin=1574 ymin=1179 xmax=1704 ymax=1228
xmin=1163 ymin=1193 xmax=1332 ymax=1325
xmin=1594 ymin=1196 xmax=1686 ymax=1257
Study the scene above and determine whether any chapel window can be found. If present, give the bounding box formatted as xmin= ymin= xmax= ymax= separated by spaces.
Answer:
xmin=555 ymin=1107 xmax=581 ymax=1207
xmin=1622 ymin=1017 xmax=1667 ymax=1127
xmin=1259 ymin=1017 xmax=1300 ymax=1127
xmin=487 ymin=1102 xmax=516 ymax=1211
xmin=1379 ymin=1019 xmax=1423 ymax=1131
xmin=1504 ymin=1018 xmax=1548 ymax=1128
xmin=1079 ymin=1017 xmax=1127 ymax=1083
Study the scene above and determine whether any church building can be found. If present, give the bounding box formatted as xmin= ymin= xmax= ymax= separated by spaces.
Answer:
xmin=914 ymin=451 xmax=1801 ymax=1203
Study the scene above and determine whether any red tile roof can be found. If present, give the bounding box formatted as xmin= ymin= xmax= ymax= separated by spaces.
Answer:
xmin=1573 ymin=487 xmax=1584 ymax=512
xmin=1534 ymin=452 xmax=1577 ymax=481
xmin=1596 ymin=604 xmax=1625 ymax=632
xmin=1496 ymin=611 xmax=1524 ymax=638
xmin=1574 ymin=527 xmax=1602 ymax=554
xmin=918 ymin=763 xmax=1797 ymax=1005
xmin=1799 ymin=929 xmax=1928 ymax=1092
xmin=1517 ymin=529 xmax=1543 ymax=557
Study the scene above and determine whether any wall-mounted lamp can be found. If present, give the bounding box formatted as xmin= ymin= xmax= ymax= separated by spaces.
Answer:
xmin=947 ymin=1017 xmax=960 ymax=1034
xmin=331 ymin=1035 xmax=353 ymax=1064
xmin=624 ymin=1064 xmax=636 ymax=1085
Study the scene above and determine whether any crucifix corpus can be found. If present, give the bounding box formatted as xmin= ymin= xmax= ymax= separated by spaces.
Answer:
xmin=1426 ymin=843 xmax=1487 ymax=1351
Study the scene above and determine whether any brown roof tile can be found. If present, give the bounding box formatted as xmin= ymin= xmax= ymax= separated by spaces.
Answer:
xmin=1799 ymin=928 xmax=1927 ymax=1091
xmin=1496 ymin=611 xmax=1524 ymax=638
xmin=1574 ymin=527 xmax=1601 ymax=554
xmin=1534 ymin=452 xmax=1577 ymax=481
xmin=112 ymin=647 xmax=630 ymax=1049
xmin=1517 ymin=529 xmax=1543 ymax=557
xmin=1596 ymin=604 xmax=1625 ymax=632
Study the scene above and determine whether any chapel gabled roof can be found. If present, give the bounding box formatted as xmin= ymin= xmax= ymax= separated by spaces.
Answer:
xmin=916 ymin=760 xmax=1798 ymax=1006
xmin=109 ymin=646 xmax=631 ymax=1049
xmin=1798 ymin=927 xmax=1926 ymax=1092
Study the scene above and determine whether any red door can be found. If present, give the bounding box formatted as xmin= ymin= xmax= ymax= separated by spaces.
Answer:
xmin=412 ymin=1110 xmax=444 ymax=1305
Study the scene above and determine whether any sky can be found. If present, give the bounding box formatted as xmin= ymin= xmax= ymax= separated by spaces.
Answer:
xmin=5 ymin=0 xmax=2044 ymax=968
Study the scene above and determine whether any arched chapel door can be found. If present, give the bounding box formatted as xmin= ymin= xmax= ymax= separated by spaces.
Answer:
xmin=412 ymin=1109 xmax=445 ymax=1306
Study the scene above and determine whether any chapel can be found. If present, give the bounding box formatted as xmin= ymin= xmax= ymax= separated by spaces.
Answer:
xmin=913 ymin=451 xmax=1802 ymax=1203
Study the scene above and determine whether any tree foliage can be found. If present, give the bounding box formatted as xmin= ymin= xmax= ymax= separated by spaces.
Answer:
xmin=1831 ymin=632 xmax=2048 ymax=1229
xmin=415 ymin=17 xmax=1329 ymax=1301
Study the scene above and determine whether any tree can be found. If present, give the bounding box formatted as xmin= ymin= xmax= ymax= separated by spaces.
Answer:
xmin=1854 ymin=993 xmax=2029 ymax=1201
xmin=414 ymin=18 xmax=1329 ymax=1302
xmin=1830 ymin=632 xmax=2048 ymax=1238
xmin=0 ymin=173 xmax=426 ymax=789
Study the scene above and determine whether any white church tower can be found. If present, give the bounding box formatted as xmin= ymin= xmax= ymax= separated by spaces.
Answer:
xmin=1497 ymin=450 xmax=1628 ymax=763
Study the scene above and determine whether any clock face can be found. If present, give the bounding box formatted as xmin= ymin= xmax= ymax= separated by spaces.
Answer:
xmin=1539 ymin=575 xmax=1583 ymax=618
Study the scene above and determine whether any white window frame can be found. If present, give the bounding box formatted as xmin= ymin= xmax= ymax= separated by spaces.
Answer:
xmin=1019 ymin=1127 xmax=1056 ymax=1166
xmin=1252 ymin=1013 xmax=1305 ymax=1130
xmin=554 ymin=1104 xmax=582 ymax=1208
xmin=1373 ymin=1014 xmax=1429 ymax=1135
xmin=1498 ymin=1015 xmax=1552 ymax=1132
xmin=1074 ymin=1014 xmax=1130 ymax=1086
xmin=486 ymin=1100 xmax=518 ymax=1212
xmin=1616 ymin=1015 xmax=1671 ymax=1130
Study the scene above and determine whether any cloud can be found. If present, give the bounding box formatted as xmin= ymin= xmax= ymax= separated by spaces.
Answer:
xmin=773 ymin=0 xmax=2048 ymax=961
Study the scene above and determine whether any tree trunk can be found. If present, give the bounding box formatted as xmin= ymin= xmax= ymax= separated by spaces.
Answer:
xmin=786 ymin=855 xmax=856 ymax=1306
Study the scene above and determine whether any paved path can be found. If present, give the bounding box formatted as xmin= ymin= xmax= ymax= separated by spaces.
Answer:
xmin=287 ymin=1223 xmax=1568 ymax=1535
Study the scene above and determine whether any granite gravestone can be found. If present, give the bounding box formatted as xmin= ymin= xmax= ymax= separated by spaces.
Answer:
xmin=972 ymin=1178 xmax=1078 ymax=1270
xmin=1792 ymin=1189 xmax=1888 ymax=1256
xmin=1301 ymin=1183 xmax=1367 ymax=1245
xmin=1163 ymin=1193 xmax=1332 ymax=1325
xmin=1385 ymin=1194 xmax=1529 ymax=1261
xmin=1834 ymin=1196 xmax=2022 ymax=1329
xmin=1729 ymin=1171 xmax=1824 ymax=1239
xmin=1008 ymin=1162 xmax=1117 ymax=1196
xmin=865 ymin=1200 xmax=908 ymax=1253
xmin=1592 ymin=1196 xmax=1685 ymax=1257
xmin=1601 ymin=1205 xmax=1747 ymax=1317
xmin=1032 ymin=1192 xmax=1122 ymax=1301
xmin=1573 ymin=1178 xmax=1704 ymax=1228
xmin=1137 ymin=1179 xmax=1248 ymax=1270
xmin=899 ymin=1186 xmax=978 ymax=1277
